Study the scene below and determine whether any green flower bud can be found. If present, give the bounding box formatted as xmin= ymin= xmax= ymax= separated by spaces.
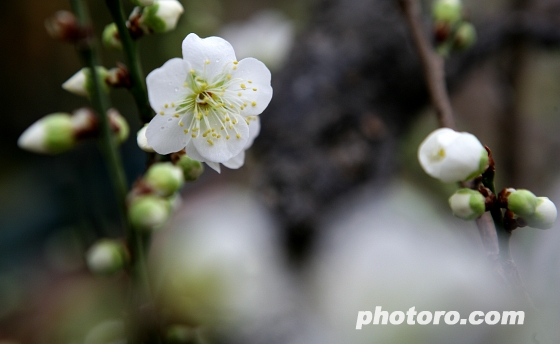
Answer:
xmin=102 ymin=23 xmax=122 ymax=50
xmin=525 ymin=197 xmax=557 ymax=229
xmin=433 ymin=0 xmax=463 ymax=24
xmin=62 ymin=67 xmax=110 ymax=98
xmin=140 ymin=0 xmax=184 ymax=33
xmin=453 ymin=22 xmax=477 ymax=50
xmin=176 ymin=155 xmax=204 ymax=182
xmin=145 ymin=162 xmax=185 ymax=196
xmin=448 ymin=188 xmax=486 ymax=220
xmin=507 ymin=189 xmax=538 ymax=218
xmin=129 ymin=195 xmax=171 ymax=231
xmin=86 ymin=239 xmax=128 ymax=276
xmin=18 ymin=113 xmax=75 ymax=154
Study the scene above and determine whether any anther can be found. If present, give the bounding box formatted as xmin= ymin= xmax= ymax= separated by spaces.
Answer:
xmin=240 ymin=84 xmax=246 ymax=89
xmin=207 ymin=139 xmax=214 ymax=145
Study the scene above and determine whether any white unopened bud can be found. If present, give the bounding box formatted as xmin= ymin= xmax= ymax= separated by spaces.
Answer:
xmin=86 ymin=239 xmax=128 ymax=276
xmin=448 ymin=188 xmax=486 ymax=220
xmin=418 ymin=127 xmax=488 ymax=183
xmin=62 ymin=67 xmax=110 ymax=97
xmin=145 ymin=162 xmax=185 ymax=196
xmin=140 ymin=0 xmax=184 ymax=33
xmin=137 ymin=125 xmax=155 ymax=152
xmin=506 ymin=188 xmax=538 ymax=218
xmin=129 ymin=195 xmax=171 ymax=231
xmin=525 ymin=197 xmax=557 ymax=230
xmin=102 ymin=23 xmax=122 ymax=50
xmin=18 ymin=113 xmax=75 ymax=154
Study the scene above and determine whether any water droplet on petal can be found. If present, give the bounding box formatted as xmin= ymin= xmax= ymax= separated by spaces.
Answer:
xmin=161 ymin=127 xmax=165 ymax=130
xmin=174 ymin=87 xmax=179 ymax=92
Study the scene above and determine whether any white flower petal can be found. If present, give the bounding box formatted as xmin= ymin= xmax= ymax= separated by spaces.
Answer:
xmin=146 ymin=58 xmax=190 ymax=112
xmin=205 ymin=161 xmax=221 ymax=173
xmin=146 ymin=113 xmax=190 ymax=155
xmin=185 ymin=140 xmax=206 ymax=161
xmin=231 ymin=58 xmax=273 ymax=116
xmin=182 ymin=33 xmax=237 ymax=81
xmin=192 ymin=113 xmax=249 ymax=162
xmin=222 ymin=150 xmax=245 ymax=169
xmin=244 ymin=116 xmax=260 ymax=149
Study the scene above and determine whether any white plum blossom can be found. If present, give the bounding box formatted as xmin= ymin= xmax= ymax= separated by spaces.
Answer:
xmin=418 ymin=127 xmax=488 ymax=183
xmin=145 ymin=33 xmax=272 ymax=172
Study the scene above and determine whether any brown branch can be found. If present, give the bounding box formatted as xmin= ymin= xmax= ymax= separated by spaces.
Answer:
xmin=400 ymin=0 xmax=534 ymax=306
xmin=399 ymin=0 xmax=456 ymax=129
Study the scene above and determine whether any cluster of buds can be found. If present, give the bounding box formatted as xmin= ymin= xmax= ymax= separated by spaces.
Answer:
xmin=102 ymin=0 xmax=184 ymax=49
xmin=127 ymin=155 xmax=204 ymax=231
xmin=419 ymin=128 xmax=557 ymax=229
xmin=62 ymin=65 xmax=131 ymax=98
xmin=501 ymin=189 xmax=557 ymax=230
xmin=432 ymin=0 xmax=477 ymax=56
xmin=18 ymin=108 xmax=129 ymax=155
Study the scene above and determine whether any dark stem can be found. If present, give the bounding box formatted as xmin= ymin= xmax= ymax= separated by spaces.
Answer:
xmin=105 ymin=0 xmax=153 ymax=123
xmin=69 ymin=0 xmax=129 ymax=233
xmin=70 ymin=0 xmax=156 ymax=340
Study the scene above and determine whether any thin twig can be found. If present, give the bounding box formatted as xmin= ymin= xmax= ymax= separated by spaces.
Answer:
xmin=69 ymin=0 xmax=129 ymax=232
xmin=399 ymin=0 xmax=456 ymax=129
xmin=70 ymin=0 xmax=157 ymax=341
xmin=400 ymin=0 xmax=533 ymax=306
xmin=106 ymin=0 xmax=153 ymax=123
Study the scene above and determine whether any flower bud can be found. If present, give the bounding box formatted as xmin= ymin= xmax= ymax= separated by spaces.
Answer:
xmin=86 ymin=239 xmax=128 ymax=276
xmin=506 ymin=188 xmax=538 ymax=218
xmin=107 ymin=109 xmax=130 ymax=143
xmin=140 ymin=0 xmax=184 ymax=33
xmin=131 ymin=0 xmax=154 ymax=5
xmin=418 ymin=128 xmax=488 ymax=183
xmin=62 ymin=67 xmax=110 ymax=98
xmin=45 ymin=11 xmax=86 ymax=43
xmin=525 ymin=197 xmax=557 ymax=229
xmin=137 ymin=125 xmax=155 ymax=152
xmin=448 ymin=188 xmax=486 ymax=220
xmin=129 ymin=195 xmax=171 ymax=231
xmin=102 ymin=23 xmax=122 ymax=50
xmin=433 ymin=0 xmax=463 ymax=25
xmin=176 ymin=155 xmax=204 ymax=182
xmin=453 ymin=22 xmax=476 ymax=50
xmin=145 ymin=162 xmax=184 ymax=196
xmin=18 ymin=113 xmax=75 ymax=154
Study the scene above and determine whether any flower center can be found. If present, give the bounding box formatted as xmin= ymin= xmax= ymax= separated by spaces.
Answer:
xmin=156 ymin=60 xmax=260 ymax=149
xmin=429 ymin=147 xmax=446 ymax=163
